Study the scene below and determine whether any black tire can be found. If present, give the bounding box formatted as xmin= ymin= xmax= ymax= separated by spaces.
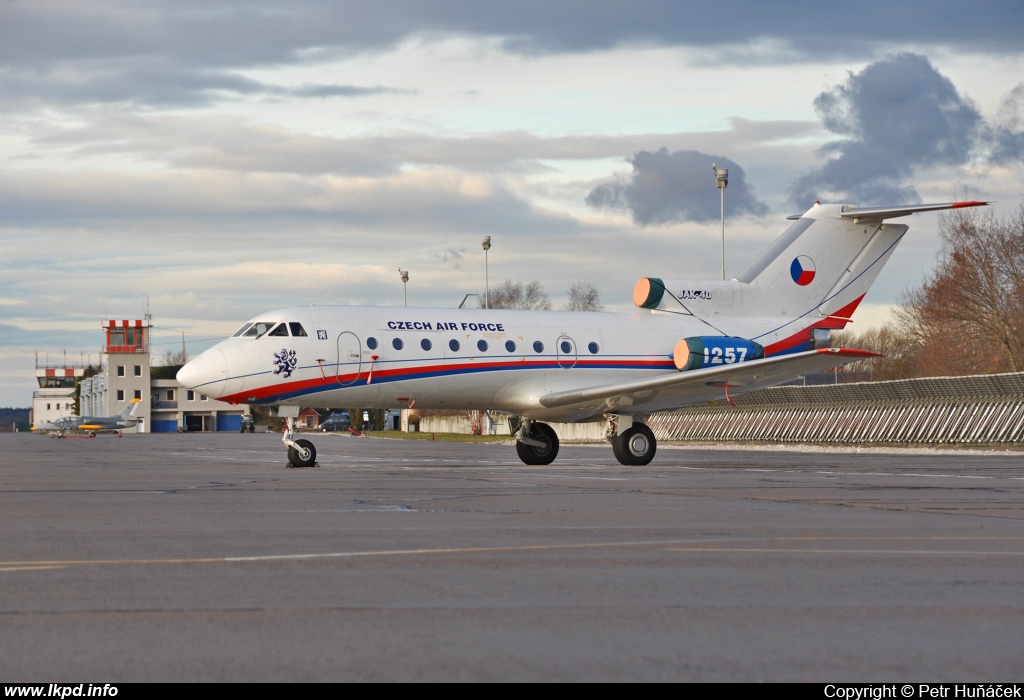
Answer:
xmin=611 ymin=424 xmax=656 ymax=466
xmin=239 ymin=426 xmax=245 ymax=433
xmin=515 ymin=422 xmax=559 ymax=465
xmin=287 ymin=438 xmax=317 ymax=468
xmin=249 ymin=425 xmax=255 ymax=433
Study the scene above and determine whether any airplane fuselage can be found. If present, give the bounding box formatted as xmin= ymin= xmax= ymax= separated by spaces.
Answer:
xmin=180 ymin=305 xmax=822 ymax=422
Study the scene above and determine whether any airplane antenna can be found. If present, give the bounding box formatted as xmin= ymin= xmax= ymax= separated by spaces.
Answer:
xmin=713 ymin=164 xmax=729 ymax=281
xmin=658 ymin=287 xmax=730 ymax=336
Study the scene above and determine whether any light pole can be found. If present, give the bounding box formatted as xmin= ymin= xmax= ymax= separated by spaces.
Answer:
xmin=713 ymin=163 xmax=728 ymax=281
xmin=398 ymin=268 xmax=409 ymax=306
xmin=481 ymin=236 xmax=491 ymax=309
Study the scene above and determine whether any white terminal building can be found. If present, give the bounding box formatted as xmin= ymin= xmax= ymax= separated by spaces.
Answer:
xmin=37 ymin=318 xmax=248 ymax=433
xmin=32 ymin=362 xmax=86 ymax=427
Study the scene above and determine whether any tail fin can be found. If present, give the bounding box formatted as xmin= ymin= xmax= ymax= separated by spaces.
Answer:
xmin=118 ymin=398 xmax=141 ymax=418
xmin=632 ymin=200 xmax=989 ymax=353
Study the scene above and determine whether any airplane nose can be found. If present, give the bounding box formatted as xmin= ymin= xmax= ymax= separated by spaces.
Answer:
xmin=176 ymin=347 xmax=229 ymax=396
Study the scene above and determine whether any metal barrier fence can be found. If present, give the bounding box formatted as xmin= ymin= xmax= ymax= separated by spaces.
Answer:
xmin=648 ymin=372 xmax=1024 ymax=447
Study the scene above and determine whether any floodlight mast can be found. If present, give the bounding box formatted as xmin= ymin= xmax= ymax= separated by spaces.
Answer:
xmin=482 ymin=236 xmax=491 ymax=309
xmin=398 ymin=268 xmax=409 ymax=306
xmin=713 ymin=164 xmax=728 ymax=281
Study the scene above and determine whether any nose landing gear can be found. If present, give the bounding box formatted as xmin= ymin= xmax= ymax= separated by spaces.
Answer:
xmin=281 ymin=414 xmax=318 ymax=468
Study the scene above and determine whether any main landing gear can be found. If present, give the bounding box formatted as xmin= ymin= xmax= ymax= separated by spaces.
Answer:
xmin=510 ymin=417 xmax=560 ymax=465
xmin=511 ymin=414 xmax=657 ymax=466
xmin=609 ymin=420 xmax=657 ymax=466
xmin=281 ymin=415 xmax=318 ymax=468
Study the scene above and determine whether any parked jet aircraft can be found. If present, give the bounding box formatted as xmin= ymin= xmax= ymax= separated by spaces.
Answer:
xmin=33 ymin=398 xmax=141 ymax=436
xmin=177 ymin=200 xmax=988 ymax=468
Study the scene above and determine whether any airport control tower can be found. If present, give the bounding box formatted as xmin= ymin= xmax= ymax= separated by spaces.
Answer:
xmin=31 ymin=359 xmax=86 ymax=428
xmin=79 ymin=319 xmax=152 ymax=433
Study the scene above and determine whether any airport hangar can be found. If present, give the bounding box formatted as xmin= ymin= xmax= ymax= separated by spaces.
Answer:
xmin=34 ymin=319 xmax=249 ymax=433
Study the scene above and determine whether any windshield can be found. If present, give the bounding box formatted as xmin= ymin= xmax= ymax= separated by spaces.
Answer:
xmin=242 ymin=322 xmax=278 ymax=338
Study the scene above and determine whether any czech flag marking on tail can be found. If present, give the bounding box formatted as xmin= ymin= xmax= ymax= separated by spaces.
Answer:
xmin=790 ymin=256 xmax=815 ymax=285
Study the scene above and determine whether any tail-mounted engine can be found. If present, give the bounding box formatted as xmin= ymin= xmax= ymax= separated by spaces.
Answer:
xmin=673 ymin=336 xmax=764 ymax=371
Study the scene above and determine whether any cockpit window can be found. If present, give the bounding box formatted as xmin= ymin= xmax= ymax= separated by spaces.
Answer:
xmin=243 ymin=322 xmax=277 ymax=338
xmin=289 ymin=322 xmax=308 ymax=337
xmin=232 ymin=323 xmax=254 ymax=338
xmin=267 ymin=323 xmax=289 ymax=337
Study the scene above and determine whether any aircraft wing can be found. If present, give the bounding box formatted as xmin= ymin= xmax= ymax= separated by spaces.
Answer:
xmin=538 ymin=348 xmax=878 ymax=411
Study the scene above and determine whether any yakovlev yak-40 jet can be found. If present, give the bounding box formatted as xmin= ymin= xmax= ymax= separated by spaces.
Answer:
xmin=177 ymin=200 xmax=988 ymax=468
xmin=33 ymin=398 xmax=141 ymax=437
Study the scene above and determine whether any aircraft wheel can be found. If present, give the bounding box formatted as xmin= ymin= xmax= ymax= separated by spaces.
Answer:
xmin=287 ymin=438 xmax=317 ymax=468
xmin=249 ymin=425 xmax=255 ymax=433
xmin=515 ymin=422 xmax=559 ymax=465
xmin=611 ymin=424 xmax=656 ymax=466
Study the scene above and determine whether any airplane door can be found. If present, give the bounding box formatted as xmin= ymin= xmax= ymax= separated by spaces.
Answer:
xmin=556 ymin=335 xmax=577 ymax=368
xmin=336 ymin=332 xmax=362 ymax=386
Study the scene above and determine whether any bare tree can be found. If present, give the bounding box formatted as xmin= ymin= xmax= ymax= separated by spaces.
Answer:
xmin=160 ymin=349 xmax=188 ymax=367
xmin=564 ymin=281 xmax=603 ymax=311
xmin=832 ymin=324 xmax=921 ymax=380
xmin=485 ymin=279 xmax=552 ymax=310
xmin=896 ymin=201 xmax=1024 ymax=376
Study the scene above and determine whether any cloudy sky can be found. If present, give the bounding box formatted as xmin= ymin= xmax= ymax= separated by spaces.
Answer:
xmin=3 ymin=1 xmax=1023 ymax=406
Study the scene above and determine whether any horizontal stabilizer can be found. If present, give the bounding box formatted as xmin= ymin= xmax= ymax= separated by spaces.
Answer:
xmin=839 ymin=201 xmax=989 ymax=222
xmin=539 ymin=348 xmax=879 ymax=409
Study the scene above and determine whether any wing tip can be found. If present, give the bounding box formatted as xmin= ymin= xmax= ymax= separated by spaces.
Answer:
xmin=819 ymin=347 xmax=882 ymax=358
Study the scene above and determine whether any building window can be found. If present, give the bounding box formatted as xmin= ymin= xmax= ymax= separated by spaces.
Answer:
xmin=117 ymin=365 xmax=125 ymax=377
xmin=117 ymin=390 xmax=125 ymax=401
xmin=201 ymin=394 xmax=208 ymax=401
xmin=134 ymin=365 xmax=142 ymax=376
xmin=46 ymin=403 xmax=51 ymax=410
xmin=167 ymin=390 xmax=175 ymax=401
xmin=187 ymin=390 xmax=195 ymax=401
xmin=134 ymin=389 xmax=142 ymax=400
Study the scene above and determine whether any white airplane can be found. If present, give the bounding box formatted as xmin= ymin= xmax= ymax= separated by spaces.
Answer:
xmin=177 ymin=200 xmax=988 ymax=468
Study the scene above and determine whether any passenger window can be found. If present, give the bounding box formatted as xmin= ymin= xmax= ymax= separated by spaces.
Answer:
xmin=505 ymin=340 xmax=516 ymax=352
xmin=367 ymin=337 xmax=378 ymax=350
xmin=477 ymin=340 xmax=488 ymax=352
xmin=588 ymin=342 xmax=599 ymax=354
xmin=421 ymin=339 xmax=432 ymax=351
xmin=232 ymin=323 xmax=254 ymax=337
xmin=449 ymin=339 xmax=460 ymax=352
xmin=289 ymin=322 xmax=308 ymax=337
xmin=533 ymin=341 xmax=544 ymax=353
xmin=243 ymin=322 xmax=276 ymax=338
xmin=392 ymin=338 xmax=404 ymax=350
xmin=560 ymin=340 xmax=572 ymax=354
xmin=268 ymin=323 xmax=289 ymax=337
